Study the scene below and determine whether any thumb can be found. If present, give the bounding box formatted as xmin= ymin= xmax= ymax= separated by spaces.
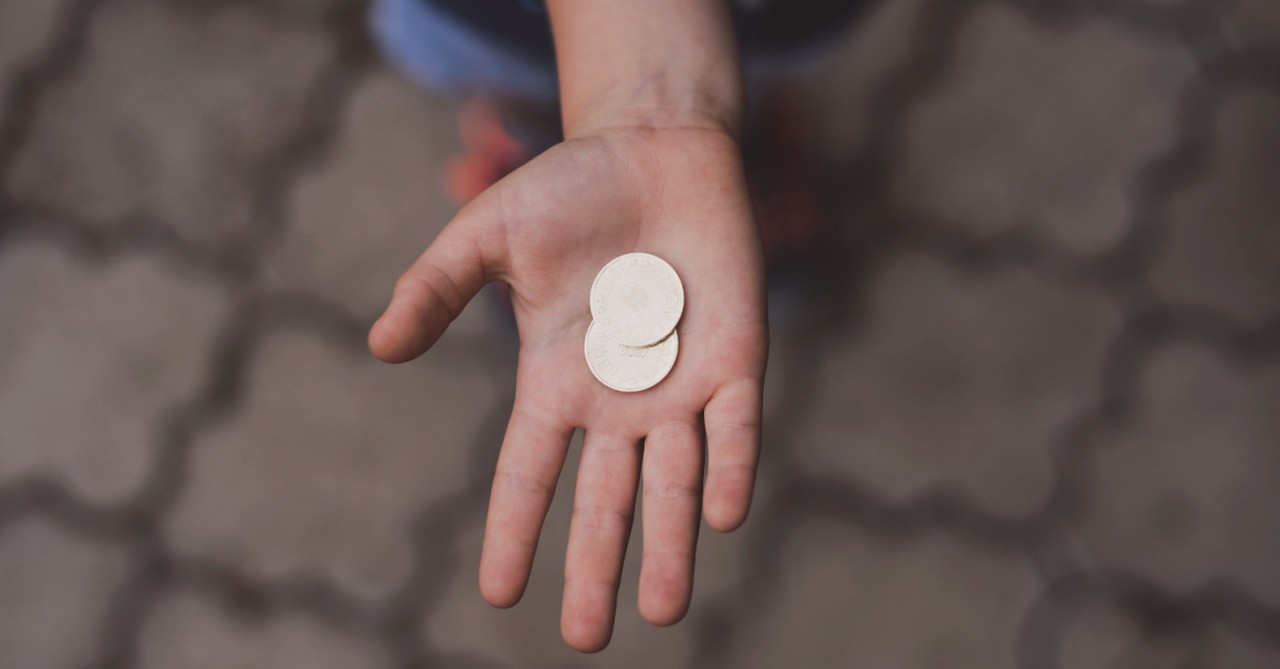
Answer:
xmin=368 ymin=201 xmax=502 ymax=363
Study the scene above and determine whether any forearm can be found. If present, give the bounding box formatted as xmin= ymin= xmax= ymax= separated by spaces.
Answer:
xmin=545 ymin=0 xmax=744 ymax=140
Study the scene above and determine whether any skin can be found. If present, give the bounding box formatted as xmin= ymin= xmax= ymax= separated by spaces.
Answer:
xmin=368 ymin=0 xmax=766 ymax=654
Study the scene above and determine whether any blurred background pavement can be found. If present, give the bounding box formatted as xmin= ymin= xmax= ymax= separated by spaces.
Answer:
xmin=1 ymin=0 xmax=1279 ymax=667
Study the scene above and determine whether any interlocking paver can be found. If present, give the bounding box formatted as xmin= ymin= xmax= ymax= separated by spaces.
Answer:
xmin=427 ymin=433 xmax=756 ymax=667
xmin=1215 ymin=634 xmax=1280 ymax=669
xmin=139 ymin=592 xmax=395 ymax=669
xmin=799 ymin=254 xmax=1121 ymax=515
xmin=0 ymin=519 xmax=130 ymax=669
xmin=1057 ymin=596 xmax=1214 ymax=668
xmin=0 ymin=241 xmax=227 ymax=502
xmin=1081 ymin=344 xmax=1280 ymax=605
xmin=5 ymin=0 xmax=333 ymax=247
xmin=761 ymin=322 xmax=829 ymax=427
xmin=4 ymin=0 xmax=1280 ymax=664
xmin=1152 ymin=89 xmax=1280 ymax=326
xmin=797 ymin=0 xmax=930 ymax=160
xmin=0 ymin=0 xmax=70 ymax=90
xmin=734 ymin=520 xmax=1038 ymax=669
xmin=1059 ymin=603 xmax=1193 ymax=668
xmin=271 ymin=72 xmax=478 ymax=327
xmin=165 ymin=327 xmax=497 ymax=597
xmin=1054 ymin=593 xmax=1280 ymax=669
xmin=892 ymin=6 xmax=1193 ymax=252
xmin=1227 ymin=0 xmax=1280 ymax=49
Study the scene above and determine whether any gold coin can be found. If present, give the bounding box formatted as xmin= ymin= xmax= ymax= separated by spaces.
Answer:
xmin=584 ymin=322 xmax=678 ymax=392
xmin=589 ymin=253 xmax=684 ymax=347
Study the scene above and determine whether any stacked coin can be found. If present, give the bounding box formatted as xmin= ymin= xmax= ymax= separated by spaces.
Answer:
xmin=584 ymin=253 xmax=684 ymax=392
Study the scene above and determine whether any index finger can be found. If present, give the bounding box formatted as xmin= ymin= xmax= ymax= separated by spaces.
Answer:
xmin=480 ymin=404 xmax=573 ymax=608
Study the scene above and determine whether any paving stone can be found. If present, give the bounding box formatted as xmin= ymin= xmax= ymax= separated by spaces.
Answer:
xmin=0 ymin=0 xmax=70 ymax=89
xmin=427 ymin=431 xmax=759 ymax=667
xmin=0 ymin=519 xmax=130 ymax=669
xmin=799 ymin=254 xmax=1121 ymax=515
xmin=796 ymin=0 xmax=930 ymax=161
xmin=1058 ymin=596 xmax=1211 ymax=668
xmin=892 ymin=6 xmax=1193 ymax=252
xmin=165 ymin=327 xmax=497 ymax=598
xmin=1152 ymin=89 xmax=1280 ymax=326
xmin=271 ymin=72 xmax=486 ymax=333
xmin=139 ymin=592 xmax=394 ymax=669
xmin=1081 ymin=344 xmax=1280 ymax=605
xmin=734 ymin=520 xmax=1039 ymax=669
xmin=1226 ymin=0 xmax=1280 ymax=49
xmin=0 ymin=241 xmax=227 ymax=502
xmin=6 ymin=0 xmax=1280 ymax=664
xmin=6 ymin=0 xmax=333 ymax=247
xmin=1056 ymin=594 xmax=1280 ymax=669
xmin=1214 ymin=635 xmax=1280 ymax=669
xmin=762 ymin=322 xmax=829 ymax=427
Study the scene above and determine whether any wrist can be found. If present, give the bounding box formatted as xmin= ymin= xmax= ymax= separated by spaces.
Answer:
xmin=563 ymin=74 xmax=743 ymax=140
xmin=546 ymin=0 xmax=744 ymax=140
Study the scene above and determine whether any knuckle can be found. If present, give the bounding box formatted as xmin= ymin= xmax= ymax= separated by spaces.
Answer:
xmin=565 ymin=572 xmax=621 ymax=592
xmin=708 ymin=461 xmax=755 ymax=484
xmin=643 ymin=480 xmax=701 ymax=502
xmin=642 ymin=547 xmax=693 ymax=563
xmin=494 ymin=468 xmax=556 ymax=501
xmin=571 ymin=504 xmax=632 ymax=534
xmin=712 ymin=417 xmax=760 ymax=437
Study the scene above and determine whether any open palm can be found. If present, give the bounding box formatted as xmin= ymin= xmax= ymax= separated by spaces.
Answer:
xmin=369 ymin=126 xmax=767 ymax=652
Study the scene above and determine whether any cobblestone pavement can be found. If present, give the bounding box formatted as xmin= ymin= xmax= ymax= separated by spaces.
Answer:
xmin=2 ymin=0 xmax=1279 ymax=667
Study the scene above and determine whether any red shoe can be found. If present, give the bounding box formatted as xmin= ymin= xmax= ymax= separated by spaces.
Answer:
xmin=442 ymin=100 xmax=540 ymax=334
xmin=744 ymin=89 xmax=836 ymax=275
xmin=443 ymin=99 xmax=534 ymax=205
xmin=742 ymin=89 xmax=838 ymax=324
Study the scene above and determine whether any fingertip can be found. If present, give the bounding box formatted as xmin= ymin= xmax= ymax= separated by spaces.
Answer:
xmin=367 ymin=314 xmax=405 ymax=363
xmin=637 ymin=575 xmax=690 ymax=627
xmin=478 ymin=571 xmax=524 ymax=609
xmin=370 ymin=229 xmax=490 ymax=363
xmin=560 ymin=609 xmax=612 ymax=654
xmin=705 ymin=511 xmax=747 ymax=533
xmin=478 ymin=539 xmax=534 ymax=609
xmin=367 ymin=297 xmax=443 ymax=363
xmin=704 ymin=493 xmax=751 ymax=533
xmin=560 ymin=579 xmax=619 ymax=653
xmin=639 ymin=602 xmax=689 ymax=627
xmin=702 ymin=454 xmax=756 ymax=533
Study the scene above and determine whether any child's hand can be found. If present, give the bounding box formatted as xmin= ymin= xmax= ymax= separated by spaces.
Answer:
xmin=369 ymin=123 xmax=765 ymax=652
xmin=370 ymin=0 xmax=762 ymax=652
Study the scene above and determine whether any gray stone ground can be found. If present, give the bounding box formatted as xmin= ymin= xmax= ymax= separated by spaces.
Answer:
xmin=1 ymin=0 xmax=1279 ymax=667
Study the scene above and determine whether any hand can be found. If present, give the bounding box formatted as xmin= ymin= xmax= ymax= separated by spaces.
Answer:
xmin=368 ymin=124 xmax=766 ymax=651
